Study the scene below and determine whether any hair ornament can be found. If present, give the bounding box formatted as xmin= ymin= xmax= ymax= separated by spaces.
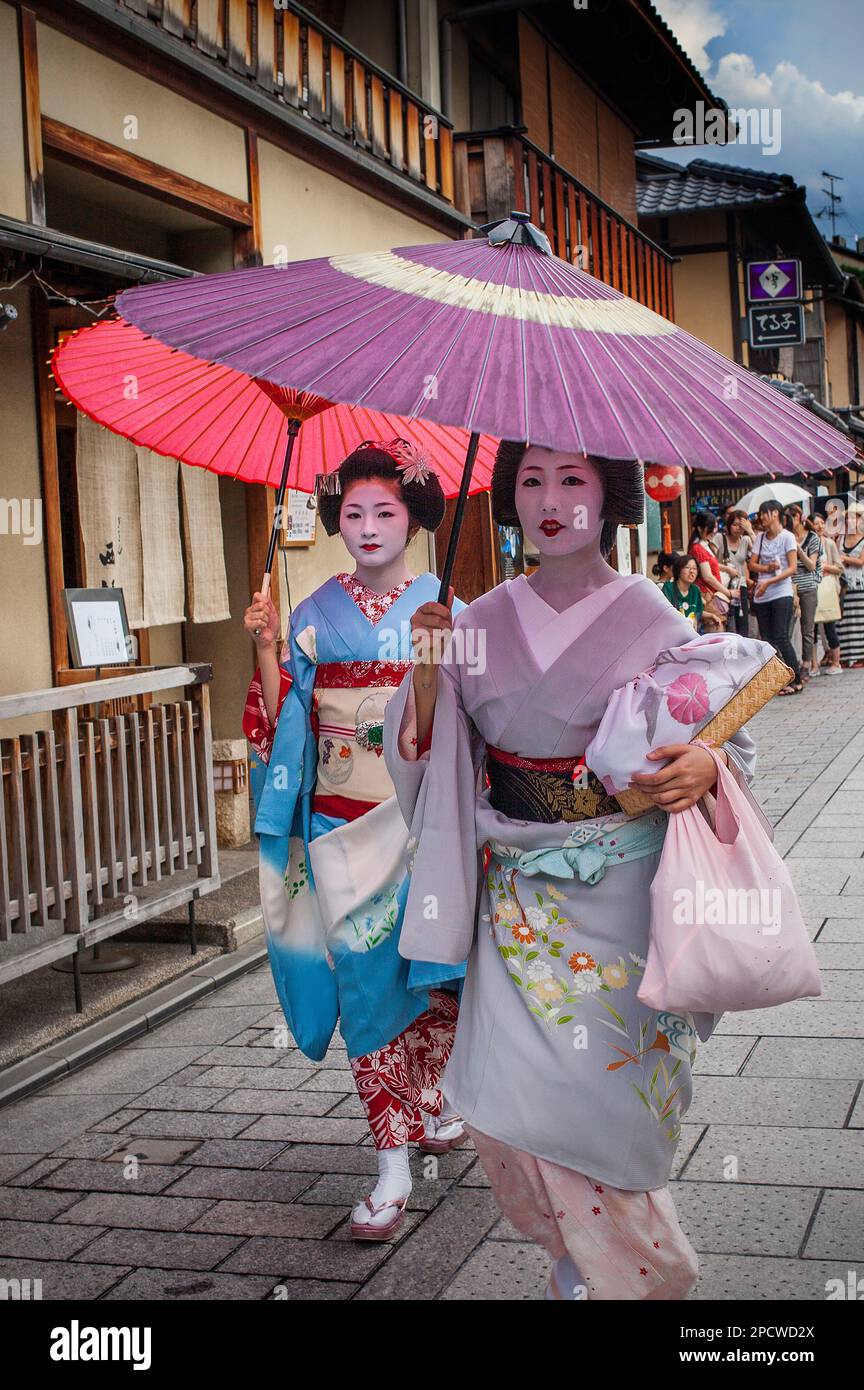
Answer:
xmin=355 ymin=437 xmax=432 ymax=486
xmin=314 ymin=471 xmax=341 ymax=497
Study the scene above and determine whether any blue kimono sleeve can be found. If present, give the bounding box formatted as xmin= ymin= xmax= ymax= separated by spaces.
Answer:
xmin=254 ymin=608 xmax=339 ymax=1061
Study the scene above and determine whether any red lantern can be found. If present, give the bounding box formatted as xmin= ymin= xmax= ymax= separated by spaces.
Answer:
xmin=644 ymin=464 xmax=686 ymax=503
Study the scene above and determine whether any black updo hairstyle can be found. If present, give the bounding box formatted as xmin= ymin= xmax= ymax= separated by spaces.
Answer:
xmin=688 ymin=508 xmax=718 ymax=548
xmin=491 ymin=441 xmax=644 ymax=559
xmin=316 ymin=443 xmax=446 ymax=538
xmin=652 ymin=549 xmax=679 ymax=577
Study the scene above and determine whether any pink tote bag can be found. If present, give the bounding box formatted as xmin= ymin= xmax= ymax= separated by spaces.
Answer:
xmin=638 ymin=747 xmax=821 ymax=1014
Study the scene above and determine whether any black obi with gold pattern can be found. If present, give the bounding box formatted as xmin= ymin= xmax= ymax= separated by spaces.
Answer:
xmin=485 ymin=745 xmax=623 ymax=824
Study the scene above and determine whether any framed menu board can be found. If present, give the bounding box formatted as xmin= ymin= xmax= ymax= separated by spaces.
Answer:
xmin=63 ymin=587 xmax=133 ymax=668
xmin=278 ymin=489 xmax=317 ymax=547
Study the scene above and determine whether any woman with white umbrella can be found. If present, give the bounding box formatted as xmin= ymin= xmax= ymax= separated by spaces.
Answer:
xmin=736 ymin=481 xmax=812 ymax=515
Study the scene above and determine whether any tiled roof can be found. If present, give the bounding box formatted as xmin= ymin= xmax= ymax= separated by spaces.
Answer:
xmin=634 ymin=1 xmax=726 ymax=111
xmin=637 ymin=154 xmax=797 ymax=217
xmin=764 ymin=378 xmax=864 ymax=442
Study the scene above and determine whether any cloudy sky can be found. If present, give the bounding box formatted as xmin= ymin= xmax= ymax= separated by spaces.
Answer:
xmin=652 ymin=0 xmax=864 ymax=242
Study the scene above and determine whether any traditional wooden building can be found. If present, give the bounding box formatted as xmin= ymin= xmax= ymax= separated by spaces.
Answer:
xmin=0 ymin=1 xmax=740 ymax=988
xmin=637 ymin=153 xmax=864 ymax=521
xmin=0 ymin=0 xmax=725 ymax=743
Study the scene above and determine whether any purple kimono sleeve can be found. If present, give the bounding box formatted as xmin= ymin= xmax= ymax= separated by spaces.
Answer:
xmin=587 ymin=609 xmax=773 ymax=839
xmin=383 ymin=661 xmax=484 ymax=967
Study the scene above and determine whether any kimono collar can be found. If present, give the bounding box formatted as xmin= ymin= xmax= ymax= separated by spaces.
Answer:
xmin=509 ymin=572 xmax=641 ymax=673
xmin=336 ymin=571 xmax=414 ymax=625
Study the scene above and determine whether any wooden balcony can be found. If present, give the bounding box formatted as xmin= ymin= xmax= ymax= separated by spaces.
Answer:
xmin=106 ymin=0 xmax=455 ymax=209
xmin=455 ymin=128 xmax=675 ymax=320
xmin=0 ymin=665 xmax=220 ymax=1007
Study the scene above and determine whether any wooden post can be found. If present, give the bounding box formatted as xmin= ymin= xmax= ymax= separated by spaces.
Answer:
xmin=246 ymin=483 xmax=280 ymax=621
xmin=483 ymin=135 xmax=516 ymax=224
xmin=18 ymin=7 xmax=45 ymax=226
xmin=9 ymin=740 xmax=30 ymax=932
xmin=31 ymin=290 xmax=68 ymax=679
xmin=193 ymin=681 xmax=218 ymax=881
xmin=234 ymin=128 xmax=263 ymax=268
xmin=60 ymin=707 xmax=88 ymax=931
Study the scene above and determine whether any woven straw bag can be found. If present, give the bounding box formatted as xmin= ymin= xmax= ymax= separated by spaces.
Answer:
xmin=616 ymin=653 xmax=793 ymax=815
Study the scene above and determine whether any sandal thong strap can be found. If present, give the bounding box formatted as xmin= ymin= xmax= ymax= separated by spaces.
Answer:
xmin=359 ymin=1193 xmax=409 ymax=1218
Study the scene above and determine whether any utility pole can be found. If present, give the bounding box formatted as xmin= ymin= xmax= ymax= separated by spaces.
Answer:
xmin=817 ymin=171 xmax=844 ymax=242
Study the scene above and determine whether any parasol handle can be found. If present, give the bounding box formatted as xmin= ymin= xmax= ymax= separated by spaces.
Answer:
xmin=437 ymin=431 xmax=480 ymax=604
xmin=254 ymin=418 xmax=301 ymax=636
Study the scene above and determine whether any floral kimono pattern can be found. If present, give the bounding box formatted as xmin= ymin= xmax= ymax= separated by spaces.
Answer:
xmin=252 ymin=571 xmax=466 ymax=1065
xmin=385 ymin=572 xmax=765 ymax=1191
xmin=486 ymin=856 xmax=696 ymax=1144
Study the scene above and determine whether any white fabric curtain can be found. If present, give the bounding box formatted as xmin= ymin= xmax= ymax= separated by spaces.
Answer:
xmin=137 ymin=448 xmax=186 ymax=627
xmin=180 ymin=467 xmax=231 ymax=624
xmin=75 ymin=414 xmax=145 ymax=628
xmin=76 ymin=417 xmax=230 ymax=630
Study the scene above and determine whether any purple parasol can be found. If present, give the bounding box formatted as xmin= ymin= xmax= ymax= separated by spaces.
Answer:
xmin=117 ymin=217 xmax=855 ymax=477
xmin=116 ymin=214 xmax=857 ymax=594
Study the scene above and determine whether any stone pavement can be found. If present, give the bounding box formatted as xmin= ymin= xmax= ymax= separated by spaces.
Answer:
xmin=0 ymin=671 xmax=861 ymax=1301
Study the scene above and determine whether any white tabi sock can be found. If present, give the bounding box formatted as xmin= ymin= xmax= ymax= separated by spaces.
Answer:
xmin=424 ymin=1097 xmax=463 ymax=1140
xmin=352 ymin=1144 xmax=412 ymax=1229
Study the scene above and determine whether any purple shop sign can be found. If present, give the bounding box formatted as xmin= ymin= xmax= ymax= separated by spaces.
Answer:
xmin=747 ymin=259 xmax=802 ymax=303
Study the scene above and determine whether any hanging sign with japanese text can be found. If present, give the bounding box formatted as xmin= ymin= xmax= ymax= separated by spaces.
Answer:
xmin=747 ymin=303 xmax=805 ymax=348
xmin=746 ymin=259 xmax=802 ymax=303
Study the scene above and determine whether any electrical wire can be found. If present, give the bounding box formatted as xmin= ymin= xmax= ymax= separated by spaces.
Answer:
xmin=0 ymin=264 xmax=115 ymax=317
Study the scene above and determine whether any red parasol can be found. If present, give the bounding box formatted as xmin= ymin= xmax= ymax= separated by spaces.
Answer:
xmin=52 ymin=316 xmax=498 ymax=600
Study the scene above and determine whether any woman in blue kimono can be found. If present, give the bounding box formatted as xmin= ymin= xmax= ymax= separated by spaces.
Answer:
xmin=243 ymin=440 xmax=466 ymax=1240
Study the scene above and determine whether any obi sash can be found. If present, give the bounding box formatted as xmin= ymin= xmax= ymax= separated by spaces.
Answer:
xmin=486 ymin=744 xmax=623 ymax=824
xmin=488 ymin=808 xmax=668 ymax=887
xmin=313 ymin=659 xmax=411 ymax=821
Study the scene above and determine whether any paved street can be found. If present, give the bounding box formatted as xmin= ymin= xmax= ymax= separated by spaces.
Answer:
xmin=0 ymin=671 xmax=862 ymax=1301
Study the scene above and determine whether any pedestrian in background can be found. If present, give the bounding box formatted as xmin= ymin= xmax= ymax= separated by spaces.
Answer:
xmin=709 ymin=502 xmax=736 ymax=554
xmin=688 ymin=509 xmax=732 ymax=631
xmin=749 ymin=499 xmax=802 ymax=694
xmin=785 ymin=504 xmax=822 ymax=683
xmin=812 ymin=512 xmax=843 ymax=675
xmin=838 ymin=501 xmax=864 ymax=668
xmin=717 ymin=509 xmax=754 ymax=637
xmin=662 ymin=553 xmax=703 ymax=628
xmin=651 ymin=550 xmax=678 ymax=586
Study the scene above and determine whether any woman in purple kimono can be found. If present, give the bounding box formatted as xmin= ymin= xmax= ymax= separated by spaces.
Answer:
xmin=244 ymin=441 xmax=465 ymax=1240
xmin=384 ymin=443 xmax=768 ymax=1300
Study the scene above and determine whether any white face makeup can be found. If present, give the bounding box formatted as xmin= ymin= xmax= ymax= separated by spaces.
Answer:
xmin=514 ymin=447 xmax=605 ymax=556
xmin=338 ymin=478 xmax=412 ymax=568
